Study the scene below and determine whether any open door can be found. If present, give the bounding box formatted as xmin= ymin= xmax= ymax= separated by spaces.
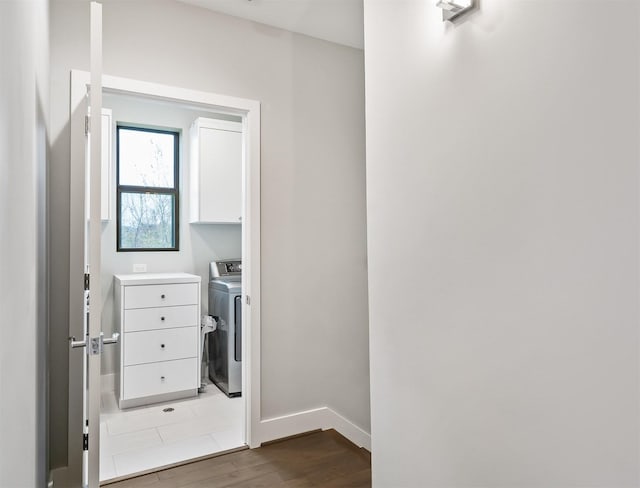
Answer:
xmin=68 ymin=3 xmax=118 ymax=486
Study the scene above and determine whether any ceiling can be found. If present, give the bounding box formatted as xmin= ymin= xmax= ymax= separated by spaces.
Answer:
xmin=177 ymin=0 xmax=364 ymax=49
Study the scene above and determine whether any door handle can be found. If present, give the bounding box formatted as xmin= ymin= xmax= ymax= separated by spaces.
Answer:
xmin=69 ymin=336 xmax=87 ymax=349
xmin=102 ymin=332 xmax=120 ymax=345
xmin=69 ymin=332 xmax=119 ymax=354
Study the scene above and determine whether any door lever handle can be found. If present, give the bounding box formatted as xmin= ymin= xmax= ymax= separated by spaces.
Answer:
xmin=69 ymin=332 xmax=119 ymax=352
xmin=102 ymin=332 xmax=120 ymax=345
xmin=69 ymin=336 xmax=86 ymax=349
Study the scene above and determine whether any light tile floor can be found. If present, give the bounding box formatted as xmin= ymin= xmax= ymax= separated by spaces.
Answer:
xmin=99 ymin=381 xmax=244 ymax=482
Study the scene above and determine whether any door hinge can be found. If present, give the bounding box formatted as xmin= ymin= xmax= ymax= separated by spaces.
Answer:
xmin=84 ymin=273 xmax=90 ymax=291
xmin=83 ymin=433 xmax=88 ymax=451
xmin=84 ymin=115 xmax=90 ymax=136
xmin=246 ymin=295 xmax=250 ymax=305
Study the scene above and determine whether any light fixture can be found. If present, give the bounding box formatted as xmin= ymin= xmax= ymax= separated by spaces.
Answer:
xmin=436 ymin=0 xmax=475 ymax=22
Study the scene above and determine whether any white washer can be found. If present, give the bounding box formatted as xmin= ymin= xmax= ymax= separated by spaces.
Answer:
xmin=207 ymin=260 xmax=242 ymax=397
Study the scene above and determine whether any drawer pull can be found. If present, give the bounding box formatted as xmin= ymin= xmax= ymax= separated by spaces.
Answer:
xmin=161 ymin=294 xmax=166 ymax=299
xmin=161 ymin=344 xmax=165 ymax=349
xmin=160 ymin=316 xmax=165 ymax=321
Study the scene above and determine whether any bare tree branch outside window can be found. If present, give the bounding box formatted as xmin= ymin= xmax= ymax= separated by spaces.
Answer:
xmin=117 ymin=127 xmax=179 ymax=251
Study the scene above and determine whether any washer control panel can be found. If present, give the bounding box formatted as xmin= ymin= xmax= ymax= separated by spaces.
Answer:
xmin=210 ymin=260 xmax=242 ymax=279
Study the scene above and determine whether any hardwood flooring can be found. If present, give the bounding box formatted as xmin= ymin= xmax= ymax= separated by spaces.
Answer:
xmin=103 ymin=430 xmax=371 ymax=488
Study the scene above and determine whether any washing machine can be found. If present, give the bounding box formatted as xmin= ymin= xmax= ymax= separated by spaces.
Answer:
xmin=208 ymin=259 xmax=242 ymax=397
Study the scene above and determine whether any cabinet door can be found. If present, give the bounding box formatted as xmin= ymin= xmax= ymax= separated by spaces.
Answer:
xmin=199 ymin=126 xmax=242 ymax=223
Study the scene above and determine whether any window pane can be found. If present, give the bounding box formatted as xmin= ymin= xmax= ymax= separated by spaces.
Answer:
xmin=118 ymin=128 xmax=175 ymax=188
xmin=119 ymin=192 xmax=175 ymax=249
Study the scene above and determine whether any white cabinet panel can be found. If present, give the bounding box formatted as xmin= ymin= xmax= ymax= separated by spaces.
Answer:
xmin=124 ymin=327 xmax=198 ymax=366
xmin=123 ymin=358 xmax=198 ymax=400
xmin=124 ymin=283 xmax=198 ymax=309
xmin=190 ymin=117 xmax=242 ymax=224
xmin=124 ymin=305 xmax=198 ymax=332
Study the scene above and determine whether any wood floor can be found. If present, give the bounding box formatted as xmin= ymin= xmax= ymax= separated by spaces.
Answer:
xmin=104 ymin=430 xmax=371 ymax=488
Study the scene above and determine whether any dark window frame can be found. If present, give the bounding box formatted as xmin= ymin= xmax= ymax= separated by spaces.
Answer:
xmin=116 ymin=125 xmax=180 ymax=252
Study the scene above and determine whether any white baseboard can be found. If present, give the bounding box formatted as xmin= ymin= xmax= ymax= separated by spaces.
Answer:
xmin=258 ymin=407 xmax=371 ymax=451
xmin=328 ymin=409 xmax=371 ymax=451
xmin=258 ymin=407 xmax=328 ymax=445
xmin=101 ymin=373 xmax=115 ymax=394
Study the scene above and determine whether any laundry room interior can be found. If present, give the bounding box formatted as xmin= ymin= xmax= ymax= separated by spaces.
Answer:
xmin=98 ymin=91 xmax=246 ymax=481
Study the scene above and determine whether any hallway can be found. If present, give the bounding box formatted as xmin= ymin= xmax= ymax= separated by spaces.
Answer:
xmin=105 ymin=430 xmax=371 ymax=487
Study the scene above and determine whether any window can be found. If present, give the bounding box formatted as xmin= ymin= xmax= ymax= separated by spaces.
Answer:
xmin=116 ymin=126 xmax=179 ymax=251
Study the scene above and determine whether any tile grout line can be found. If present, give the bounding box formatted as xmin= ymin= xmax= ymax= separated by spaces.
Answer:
xmin=100 ymin=385 xmax=245 ymax=482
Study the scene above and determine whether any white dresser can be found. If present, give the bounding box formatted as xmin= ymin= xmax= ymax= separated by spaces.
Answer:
xmin=114 ymin=273 xmax=201 ymax=409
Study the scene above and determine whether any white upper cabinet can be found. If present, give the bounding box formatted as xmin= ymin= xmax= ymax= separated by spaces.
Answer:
xmin=101 ymin=108 xmax=112 ymax=221
xmin=189 ymin=117 xmax=242 ymax=224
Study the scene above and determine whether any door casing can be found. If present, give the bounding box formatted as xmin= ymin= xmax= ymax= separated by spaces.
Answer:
xmin=62 ymin=70 xmax=262 ymax=486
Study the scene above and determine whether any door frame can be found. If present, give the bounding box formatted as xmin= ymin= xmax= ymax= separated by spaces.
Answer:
xmin=65 ymin=70 xmax=262 ymax=484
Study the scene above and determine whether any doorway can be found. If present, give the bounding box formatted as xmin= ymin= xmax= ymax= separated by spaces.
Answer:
xmin=68 ymin=71 xmax=262 ymax=484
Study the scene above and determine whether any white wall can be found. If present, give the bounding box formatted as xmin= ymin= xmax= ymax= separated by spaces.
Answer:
xmin=0 ymin=1 xmax=49 ymax=486
xmin=100 ymin=93 xmax=242 ymax=375
xmin=50 ymin=0 xmax=369 ymax=470
xmin=365 ymin=1 xmax=639 ymax=486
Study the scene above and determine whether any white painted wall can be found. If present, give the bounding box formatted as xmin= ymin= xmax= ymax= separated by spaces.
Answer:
xmin=100 ymin=93 xmax=242 ymax=375
xmin=0 ymin=1 xmax=49 ymax=486
xmin=364 ymin=1 xmax=639 ymax=486
xmin=177 ymin=0 xmax=365 ymax=49
xmin=50 ymin=0 xmax=369 ymax=469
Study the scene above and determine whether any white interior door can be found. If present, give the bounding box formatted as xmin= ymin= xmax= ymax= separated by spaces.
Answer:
xmin=86 ymin=3 xmax=103 ymax=485
xmin=68 ymin=3 xmax=113 ymax=486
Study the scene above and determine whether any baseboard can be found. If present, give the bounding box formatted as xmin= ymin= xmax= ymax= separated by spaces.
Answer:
xmin=101 ymin=372 xmax=115 ymax=394
xmin=327 ymin=408 xmax=371 ymax=451
xmin=258 ymin=407 xmax=371 ymax=452
xmin=258 ymin=407 xmax=329 ymax=445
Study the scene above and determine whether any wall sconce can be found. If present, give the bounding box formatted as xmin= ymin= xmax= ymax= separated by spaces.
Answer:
xmin=436 ymin=0 xmax=475 ymax=21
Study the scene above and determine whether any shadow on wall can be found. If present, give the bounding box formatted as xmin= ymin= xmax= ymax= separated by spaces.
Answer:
xmin=37 ymin=82 xmax=50 ymax=488
xmin=48 ymin=106 xmax=73 ymax=470
xmin=190 ymin=224 xmax=243 ymax=269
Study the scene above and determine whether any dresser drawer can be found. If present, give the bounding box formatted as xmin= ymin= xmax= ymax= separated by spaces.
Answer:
xmin=123 ymin=358 xmax=198 ymax=400
xmin=124 ymin=327 xmax=198 ymax=366
xmin=124 ymin=305 xmax=198 ymax=332
xmin=124 ymin=283 xmax=198 ymax=309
